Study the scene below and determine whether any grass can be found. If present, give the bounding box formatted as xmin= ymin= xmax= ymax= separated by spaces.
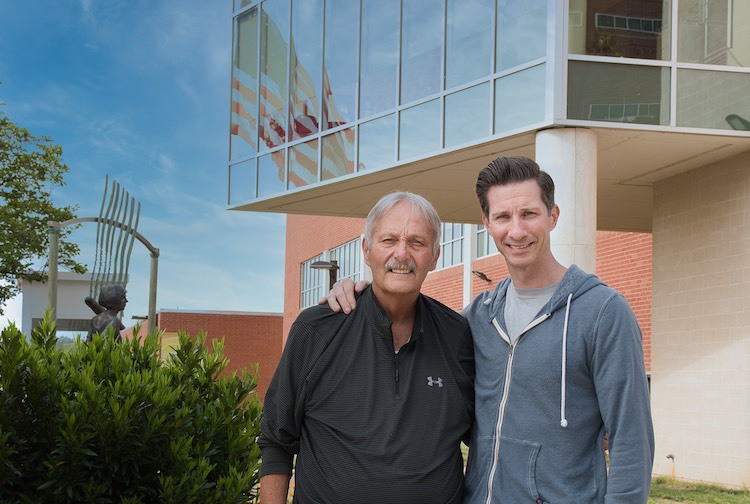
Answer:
xmin=648 ymin=476 xmax=750 ymax=503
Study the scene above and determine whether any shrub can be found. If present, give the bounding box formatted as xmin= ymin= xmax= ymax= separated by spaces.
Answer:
xmin=0 ymin=316 xmax=262 ymax=503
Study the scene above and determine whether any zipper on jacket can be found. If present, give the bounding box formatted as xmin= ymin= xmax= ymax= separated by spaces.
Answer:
xmin=484 ymin=313 xmax=549 ymax=504
xmin=485 ymin=318 xmax=515 ymax=504
xmin=393 ymin=352 xmax=400 ymax=397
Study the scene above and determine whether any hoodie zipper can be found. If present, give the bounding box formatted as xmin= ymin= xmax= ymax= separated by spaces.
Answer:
xmin=485 ymin=314 xmax=550 ymax=504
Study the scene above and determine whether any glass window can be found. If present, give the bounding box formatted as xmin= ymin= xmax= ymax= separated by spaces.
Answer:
xmin=360 ymin=0 xmax=400 ymax=118
xmin=230 ymin=7 xmax=259 ymax=161
xmin=330 ymin=238 xmax=363 ymax=283
xmin=476 ymin=224 xmax=496 ymax=257
xmin=445 ymin=83 xmax=490 ymax=148
xmin=324 ymin=0 xmax=358 ymax=129
xmin=259 ymin=0 xmax=290 ymax=150
xmin=569 ymin=0 xmax=671 ymax=60
xmin=399 ymin=99 xmax=441 ymax=160
xmin=300 ymin=254 xmax=325 ymax=308
xmin=290 ymin=0 xmax=323 ymax=141
xmin=228 ymin=159 xmax=257 ymax=205
xmin=438 ymin=223 xmax=463 ymax=270
xmin=322 ymin=129 xmax=355 ymax=181
xmin=446 ymin=0 xmax=493 ymax=89
xmin=359 ymin=114 xmax=396 ymax=171
xmin=258 ymin=151 xmax=286 ymax=197
xmin=289 ymin=139 xmax=318 ymax=188
xmin=677 ymin=69 xmax=750 ymax=131
xmin=497 ymin=0 xmax=547 ymax=72
xmin=678 ymin=0 xmax=747 ymax=67
xmin=495 ymin=64 xmax=546 ymax=134
xmin=568 ymin=61 xmax=670 ymax=126
xmin=235 ymin=0 xmax=253 ymax=12
xmin=401 ymin=0 xmax=444 ymax=104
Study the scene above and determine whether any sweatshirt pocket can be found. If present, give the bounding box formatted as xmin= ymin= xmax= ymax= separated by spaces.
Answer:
xmin=494 ymin=436 xmax=543 ymax=503
xmin=464 ymin=435 xmax=543 ymax=504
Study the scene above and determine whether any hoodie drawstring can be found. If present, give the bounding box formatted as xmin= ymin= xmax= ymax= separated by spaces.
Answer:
xmin=560 ymin=293 xmax=573 ymax=428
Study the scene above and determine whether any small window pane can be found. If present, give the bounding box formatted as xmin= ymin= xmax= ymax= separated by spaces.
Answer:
xmin=289 ymin=0 xmax=323 ymax=141
xmin=497 ymin=0 xmax=547 ymax=71
xmin=300 ymin=255 xmax=325 ymax=308
xmin=258 ymin=151 xmax=286 ymax=197
xmin=399 ymin=99 xmax=441 ymax=160
xmin=477 ymin=225 xmax=496 ymax=257
xmin=438 ymin=222 xmax=463 ymax=270
xmin=324 ymin=0 xmax=358 ymax=129
xmin=230 ymin=7 xmax=259 ymax=161
xmin=446 ymin=0 xmax=493 ymax=89
xmin=495 ymin=64 xmax=546 ymax=133
xmin=360 ymin=0 xmax=400 ymax=117
xmin=330 ymin=238 xmax=363 ymax=282
xmin=678 ymin=0 xmax=747 ymax=67
xmin=289 ymin=139 xmax=318 ymax=188
xmin=228 ymin=159 xmax=257 ymax=205
xmin=569 ymin=0 xmax=671 ymax=60
xmin=567 ymin=61 xmax=670 ymax=126
xmin=359 ymin=115 xmax=396 ymax=171
xmin=401 ymin=0 xmax=443 ymax=104
xmin=677 ymin=69 xmax=750 ymax=131
xmin=445 ymin=84 xmax=490 ymax=148
xmin=259 ymin=0 xmax=290 ymax=150
xmin=322 ymin=129 xmax=355 ymax=181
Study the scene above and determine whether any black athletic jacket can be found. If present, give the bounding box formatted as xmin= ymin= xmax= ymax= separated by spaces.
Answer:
xmin=259 ymin=286 xmax=475 ymax=504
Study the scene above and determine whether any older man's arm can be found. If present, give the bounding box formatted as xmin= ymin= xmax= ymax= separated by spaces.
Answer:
xmin=259 ymin=473 xmax=291 ymax=504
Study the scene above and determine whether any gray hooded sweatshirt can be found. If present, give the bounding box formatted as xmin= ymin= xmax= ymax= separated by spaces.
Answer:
xmin=463 ymin=265 xmax=654 ymax=504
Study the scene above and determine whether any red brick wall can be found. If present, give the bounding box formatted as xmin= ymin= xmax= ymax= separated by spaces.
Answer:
xmin=595 ymin=231 xmax=653 ymax=372
xmin=155 ymin=311 xmax=283 ymax=401
xmin=421 ymin=265 xmax=464 ymax=311
xmin=283 ymin=214 xmax=365 ymax=343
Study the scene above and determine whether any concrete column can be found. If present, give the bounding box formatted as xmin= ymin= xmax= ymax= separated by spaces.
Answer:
xmin=535 ymin=128 xmax=597 ymax=273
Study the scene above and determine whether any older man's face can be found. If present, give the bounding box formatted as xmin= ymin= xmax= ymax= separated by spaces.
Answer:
xmin=363 ymin=201 xmax=439 ymax=301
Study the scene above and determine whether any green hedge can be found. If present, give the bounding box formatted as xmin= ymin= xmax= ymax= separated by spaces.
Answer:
xmin=0 ymin=317 xmax=262 ymax=504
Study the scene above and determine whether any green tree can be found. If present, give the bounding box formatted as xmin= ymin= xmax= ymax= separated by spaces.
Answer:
xmin=0 ymin=105 xmax=85 ymax=314
xmin=0 ymin=316 xmax=262 ymax=503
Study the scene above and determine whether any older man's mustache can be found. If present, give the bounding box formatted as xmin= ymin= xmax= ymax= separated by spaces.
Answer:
xmin=385 ymin=260 xmax=416 ymax=273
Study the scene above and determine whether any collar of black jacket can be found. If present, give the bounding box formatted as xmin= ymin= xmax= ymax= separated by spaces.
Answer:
xmin=359 ymin=285 xmax=425 ymax=345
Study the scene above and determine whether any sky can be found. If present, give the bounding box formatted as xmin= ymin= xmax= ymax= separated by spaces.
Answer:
xmin=0 ymin=1 xmax=287 ymax=330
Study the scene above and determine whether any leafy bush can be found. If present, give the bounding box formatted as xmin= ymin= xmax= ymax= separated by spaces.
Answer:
xmin=0 ymin=316 xmax=262 ymax=503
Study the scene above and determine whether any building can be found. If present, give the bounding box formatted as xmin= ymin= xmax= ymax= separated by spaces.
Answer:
xmin=18 ymin=272 xmax=95 ymax=336
xmin=123 ymin=310 xmax=283 ymax=400
xmin=228 ymin=0 xmax=750 ymax=487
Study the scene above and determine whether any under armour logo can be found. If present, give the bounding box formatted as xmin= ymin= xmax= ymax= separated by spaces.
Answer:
xmin=427 ymin=376 xmax=443 ymax=387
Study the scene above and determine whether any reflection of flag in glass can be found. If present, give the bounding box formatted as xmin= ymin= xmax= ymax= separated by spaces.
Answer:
xmin=290 ymin=38 xmax=320 ymax=141
xmin=289 ymin=139 xmax=318 ymax=188
xmin=323 ymin=69 xmax=349 ymax=129
xmin=259 ymin=75 xmax=286 ymax=150
xmin=322 ymin=128 xmax=355 ymax=180
xmin=231 ymin=66 xmax=257 ymax=151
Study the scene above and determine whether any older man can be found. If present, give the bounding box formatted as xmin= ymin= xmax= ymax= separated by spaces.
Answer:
xmin=259 ymin=191 xmax=474 ymax=504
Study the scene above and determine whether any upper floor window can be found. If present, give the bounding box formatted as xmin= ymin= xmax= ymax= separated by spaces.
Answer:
xmin=300 ymin=237 xmax=363 ymax=309
xmin=300 ymin=254 xmax=325 ymax=309
xmin=569 ymin=0 xmax=671 ymax=61
xmin=476 ymin=224 xmax=495 ymax=258
xmin=437 ymin=223 xmax=463 ymax=270
xmin=330 ymin=238 xmax=363 ymax=283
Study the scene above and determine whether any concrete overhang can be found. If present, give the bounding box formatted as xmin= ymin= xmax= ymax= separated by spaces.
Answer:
xmin=231 ymin=125 xmax=750 ymax=232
